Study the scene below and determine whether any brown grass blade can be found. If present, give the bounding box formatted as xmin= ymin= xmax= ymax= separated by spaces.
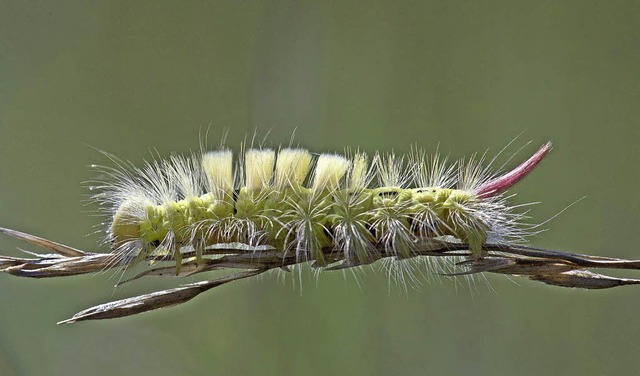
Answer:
xmin=58 ymin=269 xmax=265 ymax=324
xmin=3 ymin=228 xmax=640 ymax=322
xmin=0 ymin=226 xmax=85 ymax=257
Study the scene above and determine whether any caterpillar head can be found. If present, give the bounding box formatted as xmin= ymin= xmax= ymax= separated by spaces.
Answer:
xmin=110 ymin=200 xmax=144 ymax=248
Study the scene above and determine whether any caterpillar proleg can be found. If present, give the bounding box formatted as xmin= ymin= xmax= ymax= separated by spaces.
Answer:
xmin=3 ymin=138 xmax=640 ymax=324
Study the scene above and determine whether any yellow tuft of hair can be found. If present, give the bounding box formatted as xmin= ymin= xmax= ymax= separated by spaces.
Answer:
xmin=202 ymin=150 xmax=234 ymax=197
xmin=244 ymin=149 xmax=275 ymax=190
xmin=312 ymin=154 xmax=349 ymax=191
xmin=349 ymin=153 xmax=369 ymax=189
xmin=275 ymin=148 xmax=312 ymax=188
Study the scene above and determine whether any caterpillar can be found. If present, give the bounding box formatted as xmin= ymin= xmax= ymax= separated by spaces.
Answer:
xmin=3 ymin=137 xmax=640 ymax=324
xmin=99 ymin=141 xmax=549 ymax=273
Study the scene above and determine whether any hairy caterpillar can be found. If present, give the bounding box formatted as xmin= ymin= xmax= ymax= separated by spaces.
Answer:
xmin=3 ymin=137 xmax=640 ymax=324
xmin=100 ymin=141 xmax=549 ymax=273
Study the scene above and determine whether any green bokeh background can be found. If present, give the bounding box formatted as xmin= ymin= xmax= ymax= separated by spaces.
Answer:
xmin=1 ymin=1 xmax=639 ymax=375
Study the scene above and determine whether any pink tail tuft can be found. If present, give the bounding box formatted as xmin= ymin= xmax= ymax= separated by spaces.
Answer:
xmin=474 ymin=142 xmax=553 ymax=199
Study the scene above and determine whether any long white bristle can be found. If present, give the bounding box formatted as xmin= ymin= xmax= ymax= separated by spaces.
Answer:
xmin=374 ymin=152 xmax=407 ymax=188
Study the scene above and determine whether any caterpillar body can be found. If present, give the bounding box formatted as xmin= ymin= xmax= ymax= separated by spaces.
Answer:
xmin=97 ymin=141 xmax=552 ymax=274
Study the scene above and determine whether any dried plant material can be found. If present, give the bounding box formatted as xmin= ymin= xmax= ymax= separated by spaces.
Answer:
xmin=58 ymin=270 xmax=265 ymax=324
xmin=3 ymin=227 xmax=640 ymax=323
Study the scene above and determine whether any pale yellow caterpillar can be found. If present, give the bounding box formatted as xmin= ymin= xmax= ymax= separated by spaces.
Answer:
xmin=3 ymin=138 xmax=640 ymax=324
xmin=99 ymin=142 xmax=548 ymax=272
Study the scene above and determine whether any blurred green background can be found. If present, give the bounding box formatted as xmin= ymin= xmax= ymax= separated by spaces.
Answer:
xmin=1 ymin=1 xmax=639 ymax=375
